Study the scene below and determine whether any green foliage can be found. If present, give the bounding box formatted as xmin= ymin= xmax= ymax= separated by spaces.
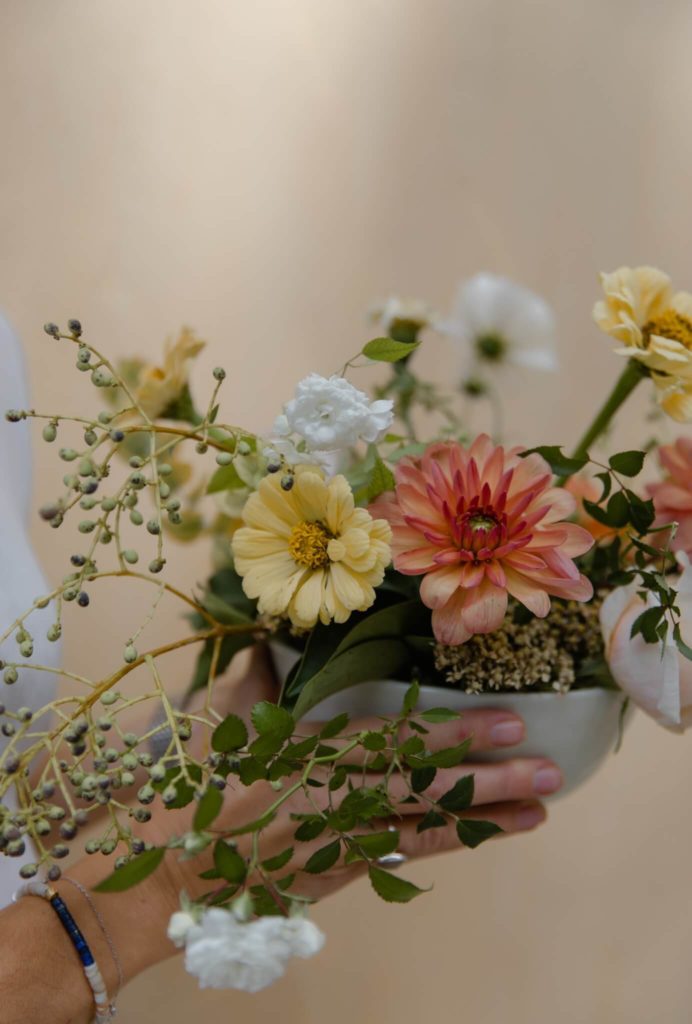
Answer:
xmin=520 ymin=445 xmax=589 ymax=475
xmin=212 ymin=713 xmax=249 ymax=753
xmin=303 ymin=839 xmax=342 ymax=874
xmin=193 ymin=786 xmax=223 ymax=831
xmin=608 ymin=450 xmax=646 ymax=477
xmin=214 ymin=840 xmax=247 ymax=884
xmin=368 ymin=866 xmax=427 ymax=903
xmin=95 ymin=847 xmax=166 ymax=893
xmin=362 ymin=337 xmax=420 ymax=362
xmin=455 ymin=820 xmax=503 ymax=849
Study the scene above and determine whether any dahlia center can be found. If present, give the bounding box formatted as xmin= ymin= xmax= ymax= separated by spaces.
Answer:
xmin=468 ymin=514 xmax=497 ymax=531
xmin=644 ymin=309 xmax=692 ymax=351
xmin=475 ymin=333 xmax=508 ymax=362
xmin=288 ymin=521 xmax=332 ymax=569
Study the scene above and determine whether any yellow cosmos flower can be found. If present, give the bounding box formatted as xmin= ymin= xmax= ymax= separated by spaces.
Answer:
xmin=136 ymin=327 xmax=205 ymax=420
xmin=593 ymin=266 xmax=692 ymax=422
xmin=232 ymin=467 xmax=392 ymax=628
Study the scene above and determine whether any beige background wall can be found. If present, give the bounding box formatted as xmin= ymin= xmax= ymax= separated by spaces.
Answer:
xmin=2 ymin=1 xmax=692 ymax=1021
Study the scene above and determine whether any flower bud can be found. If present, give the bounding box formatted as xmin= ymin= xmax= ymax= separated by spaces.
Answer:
xmin=43 ymin=322 xmax=60 ymax=338
xmin=212 ymin=367 xmax=226 ymax=381
xmin=67 ymin=319 xmax=82 ymax=337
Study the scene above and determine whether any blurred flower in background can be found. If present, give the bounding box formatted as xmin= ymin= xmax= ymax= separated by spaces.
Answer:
xmin=136 ymin=327 xmax=206 ymax=421
xmin=440 ymin=273 xmax=558 ymax=389
xmin=648 ymin=437 xmax=692 ymax=556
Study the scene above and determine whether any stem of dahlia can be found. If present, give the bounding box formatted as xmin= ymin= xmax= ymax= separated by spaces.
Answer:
xmin=569 ymin=358 xmax=647 ymax=465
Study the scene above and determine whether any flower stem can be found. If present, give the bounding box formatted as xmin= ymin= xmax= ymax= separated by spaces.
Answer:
xmin=570 ymin=358 xmax=647 ymax=463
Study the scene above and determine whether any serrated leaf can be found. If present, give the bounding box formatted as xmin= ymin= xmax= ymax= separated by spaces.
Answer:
xmin=353 ymin=830 xmax=400 ymax=858
xmin=362 ymin=337 xmax=420 ymax=362
xmin=95 ymin=847 xmax=165 ymax=893
xmin=193 ymin=786 xmax=223 ymax=831
xmin=625 ymin=490 xmax=656 ymax=533
xmin=237 ymin=757 xmax=268 ymax=786
xmin=609 ymin=450 xmax=646 ymax=477
xmin=319 ymin=712 xmax=350 ymax=739
xmin=294 ymin=818 xmax=327 ymax=842
xmin=419 ymin=707 xmax=460 ymax=724
xmin=262 ymin=847 xmax=294 ymax=872
xmin=214 ymin=841 xmax=247 ymax=884
xmin=438 ymin=773 xmax=474 ymax=812
xmin=417 ymin=810 xmax=447 ymax=832
xmin=251 ymin=701 xmax=295 ymax=741
xmin=362 ymin=731 xmax=387 ymax=751
xmin=303 ymin=839 xmax=341 ymax=874
xmin=406 ymin=737 xmax=472 ymax=769
xmin=411 ymin=766 xmax=437 ymax=793
xmin=212 ymin=713 xmax=248 ymax=752
xmin=403 ymin=679 xmax=420 ymax=715
xmin=630 ymin=605 xmax=664 ymax=643
xmin=520 ymin=446 xmax=589 ymax=476
xmin=368 ymin=865 xmax=427 ymax=903
xmin=328 ymin=766 xmax=348 ymax=791
xmin=456 ymin=819 xmax=502 ymax=848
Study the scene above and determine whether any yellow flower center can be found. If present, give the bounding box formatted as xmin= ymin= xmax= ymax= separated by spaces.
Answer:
xmin=288 ymin=521 xmax=332 ymax=569
xmin=644 ymin=309 xmax=692 ymax=351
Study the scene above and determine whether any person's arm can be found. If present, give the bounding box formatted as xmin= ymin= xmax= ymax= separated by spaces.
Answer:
xmin=0 ymin=653 xmax=556 ymax=1024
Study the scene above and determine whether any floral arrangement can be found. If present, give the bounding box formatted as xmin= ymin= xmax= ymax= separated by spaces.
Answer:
xmin=1 ymin=266 xmax=691 ymax=991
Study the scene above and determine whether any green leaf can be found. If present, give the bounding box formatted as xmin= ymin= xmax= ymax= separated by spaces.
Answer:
xmin=319 ymin=712 xmax=351 ymax=739
xmin=406 ymin=737 xmax=472 ymax=769
xmin=368 ymin=865 xmax=427 ymax=903
xmin=362 ymin=731 xmax=387 ymax=751
xmin=456 ymin=819 xmax=502 ymax=849
xmin=625 ymin=490 xmax=656 ymax=534
xmin=630 ymin=605 xmax=664 ymax=643
xmin=251 ymin=701 xmax=295 ymax=741
xmin=200 ymin=592 xmax=253 ymax=626
xmin=303 ymin=839 xmax=341 ymax=874
xmin=248 ymin=733 xmax=286 ymax=760
xmin=353 ymin=830 xmax=400 ymax=858
xmin=328 ymin=766 xmax=348 ymax=791
xmin=595 ymin=471 xmax=612 ymax=503
xmin=262 ymin=847 xmax=294 ymax=872
xmin=212 ymin=713 xmax=249 ymax=752
xmin=207 ymin=462 xmax=245 ymax=494
xmin=417 ymin=810 xmax=447 ymax=832
xmin=236 ymin=757 xmax=268 ymax=786
xmin=362 ymin=337 xmax=420 ymax=363
xmin=226 ymin=808 xmax=277 ymax=836
xmin=193 ymin=786 xmax=223 ymax=831
xmin=419 ymin=707 xmax=460 ymax=724
xmin=214 ymin=841 xmax=247 ymax=884
xmin=438 ymin=774 xmax=474 ymax=812
xmin=609 ymin=450 xmax=646 ymax=477
xmin=403 ymin=679 xmax=420 ymax=715
xmin=94 ymin=847 xmax=165 ymax=893
xmin=520 ymin=446 xmax=588 ymax=476
xmin=411 ymin=766 xmax=437 ymax=793
xmin=294 ymin=818 xmax=327 ymax=842
xmin=606 ymin=490 xmax=631 ymax=528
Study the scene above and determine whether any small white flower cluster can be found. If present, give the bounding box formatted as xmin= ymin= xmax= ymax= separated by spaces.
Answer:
xmin=265 ymin=373 xmax=394 ymax=470
xmin=168 ymin=906 xmax=325 ymax=993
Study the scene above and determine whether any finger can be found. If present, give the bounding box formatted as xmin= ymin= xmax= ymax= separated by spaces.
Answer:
xmin=297 ymin=707 xmax=526 ymax=766
xmin=397 ymin=800 xmax=547 ymax=860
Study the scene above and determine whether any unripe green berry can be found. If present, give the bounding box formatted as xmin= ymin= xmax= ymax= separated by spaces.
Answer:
xmin=43 ymin=322 xmax=60 ymax=338
xmin=101 ymin=691 xmax=119 ymax=706
xmin=98 ymin=411 xmax=112 ymax=425
xmin=59 ymin=448 xmax=77 ymax=462
xmin=83 ymin=429 xmax=97 ymax=446
xmin=85 ymin=839 xmax=101 ymax=854
xmin=120 ymin=771 xmax=136 ymax=787
xmin=3 ymin=667 xmax=18 ymax=685
xmin=19 ymin=640 xmax=33 ymax=658
xmin=79 ymin=495 xmax=98 ymax=509
xmin=212 ymin=366 xmax=226 ymax=381
xmin=78 ymin=458 xmax=95 ymax=477
xmin=216 ymin=452 xmax=233 ymax=466
xmin=121 ymin=753 xmax=138 ymax=771
xmin=146 ymin=520 xmax=160 ymax=535
xmin=78 ymin=520 xmax=96 ymax=534
xmin=237 ymin=440 xmax=251 ymax=456
xmin=68 ymin=318 xmax=82 ymax=337
xmin=129 ymin=510 xmax=144 ymax=526
xmin=101 ymin=839 xmax=117 ymax=855
xmin=35 ymin=819 xmax=51 ymax=836
xmin=148 ymin=558 xmax=165 ymax=574
xmin=123 ymin=644 xmax=138 ymax=664
xmin=77 ymin=345 xmax=90 ymax=364
xmin=101 ymin=497 xmax=117 ymax=512
xmin=168 ymin=511 xmax=182 ymax=525
xmin=138 ymin=784 xmax=155 ymax=805
xmin=162 ymin=785 xmax=178 ymax=805
xmin=158 ymin=482 xmax=171 ymax=499
xmin=158 ymin=463 xmax=173 ymax=476
xmin=149 ymin=763 xmax=166 ymax=782
xmin=42 ymin=423 xmax=57 ymax=442
xmin=123 ymin=732 xmax=138 ymax=748
xmin=195 ymin=442 xmax=208 ymax=454
xmin=122 ymin=549 xmax=139 ymax=565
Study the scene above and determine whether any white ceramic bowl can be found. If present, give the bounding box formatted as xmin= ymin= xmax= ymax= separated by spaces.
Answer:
xmin=272 ymin=645 xmax=632 ymax=798
xmin=302 ymin=680 xmax=632 ymax=797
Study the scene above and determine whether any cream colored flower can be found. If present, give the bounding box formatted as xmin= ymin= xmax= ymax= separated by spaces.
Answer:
xmin=136 ymin=327 xmax=205 ymax=419
xmin=593 ymin=266 xmax=692 ymax=422
xmin=232 ymin=467 xmax=391 ymax=628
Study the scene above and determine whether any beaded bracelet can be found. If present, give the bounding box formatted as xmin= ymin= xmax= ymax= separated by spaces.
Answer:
xmin=13 ymin=880 xmax=116 ymax=1023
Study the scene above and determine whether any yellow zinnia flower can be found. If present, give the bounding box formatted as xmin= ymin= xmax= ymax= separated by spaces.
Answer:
xmin=593 ymin=266 xmax=692 ymax=422
xmin=136 ymin=327 xmax=205 ymax=420
xmin=232 ymin=467 xmax=392 ymax=628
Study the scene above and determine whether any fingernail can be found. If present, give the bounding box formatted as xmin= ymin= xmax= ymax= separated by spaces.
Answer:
xmin=517 ymin=802 xmax=546 ymax=830
xmin=489 ymin=719 xmax=525 ymax=746
xmin=533 ymin=766 xmax=563 ymax=795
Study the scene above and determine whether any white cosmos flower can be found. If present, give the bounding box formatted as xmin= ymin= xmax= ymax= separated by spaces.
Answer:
xmin=275 ymin=374 xmax=393 ymax=453
xmin=441 ymin=273 xmax=558 ymax=377
xmin=600 ymin=552 xmax=692 ymax=730
xmin=370 ymin=296 xmax=436 ymax=334
xmin=181 ymin=908 xmax=326 ymax=992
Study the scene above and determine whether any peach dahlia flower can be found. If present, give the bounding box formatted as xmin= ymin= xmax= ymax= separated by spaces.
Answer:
xmin=370 ymin=435 xmax=594 ymax=645
xmin=647 ymin=437 xmax=692 ymax=557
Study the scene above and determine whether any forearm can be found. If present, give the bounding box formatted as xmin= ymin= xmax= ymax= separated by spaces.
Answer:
xmin=0 ymin=852 xmax=181 ymax=1024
